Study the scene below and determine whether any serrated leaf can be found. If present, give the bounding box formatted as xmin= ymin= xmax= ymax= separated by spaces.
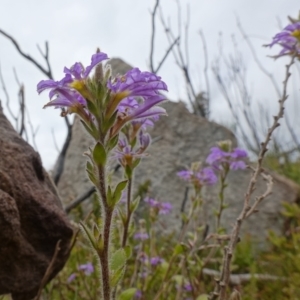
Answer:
xmin=93 ymin=142 xmax=107 ymax=166
xmin=119 ymin=288 xmax=137 ymax=300
xmin=110 ymin=248 xmax=126 ymax=272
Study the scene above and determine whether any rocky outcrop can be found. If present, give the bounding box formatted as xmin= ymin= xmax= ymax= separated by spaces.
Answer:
xmin=0 ymin=102 xmax=73 ymax=300
xmin=56 ymin=58 xmax=299 ymax=246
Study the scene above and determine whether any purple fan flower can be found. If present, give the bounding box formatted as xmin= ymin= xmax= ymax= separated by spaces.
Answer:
xmin=183 ymin=283 xmax=193 ymax=292
xmin=108 ymin=68 xmax=168 ymax=121
xmin=206 ymin=146 xmax=247 ymax=171
xmin=37 ymin=52 xmax=109 ymax=110
xmin=267 ymin=22 xmax=300 ymax=56
xmin=150 ymin=256 xmax=163 ymax=266
xmin=78 ymin=262 xmax=94 ymax=275
xmin=67 ymin=273 xmax=77 ymax=283
xmin=135 ymin=290 xmax=142 ymax=299
xmin=177 ymin=167 xmax=217 ymax=186
xmin=134 ymin=232 xmax=149 ymax=240
xmin=144 ymin=197 xmax=172 ymax=214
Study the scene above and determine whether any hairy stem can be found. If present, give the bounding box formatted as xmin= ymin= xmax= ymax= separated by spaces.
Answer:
xmin=97 ymin=165 xmax=113 ymax=300
xmin=122 ymin=177 xmax=132 ymax=247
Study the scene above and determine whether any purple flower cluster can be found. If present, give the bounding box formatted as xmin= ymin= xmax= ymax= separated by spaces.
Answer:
xmin=134 ymin=232 xmax=149 ymax=241
xmin=139 ymin=253 xmax=163 ymax=266
xmin=108 ymin=68 xmax=168 ymax=122
xmin=67 ymin=262 xmax=94 ymax=283
xmin=37 ymin=52 xmax=167 ymax=128
xmin=37 ymin=53 xmax=108 ymax=110
xmin=206 ymin=147 xmax=247 ymax=171
xmin=144 ymin=197 xmax=172 ymax=215
xmin=267 ymin=22 xmax=300 ymax=56
xmin=177 ymin=167 xmax=218 ymax=186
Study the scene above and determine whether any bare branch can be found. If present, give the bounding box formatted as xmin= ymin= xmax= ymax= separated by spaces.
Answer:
xmin=203 ymin=268 xmax=287 ymax=285
xmin=0 ymin=63 xmax=17 ymax=121
xmin=154 ymin=37 xmax=179 ymax=74
xmin=65 ymin=186 xmax=96 ymax=214
xmin=18 ymin=84 xmax=25 ymax=136
xmin=0 ymin=28 xmax=53 ymax=79
xmin=35 ymin=240 xmax=61 ymax=300
xmin=210 ymin=55 xmax=295 ymax=300
xmin=149 ymin=0 xmax=160 ymax=73
xmin=199 ymin=30 xmax=210 ymax=115
xmin=53 ymin=115 xmax=73 ymax=185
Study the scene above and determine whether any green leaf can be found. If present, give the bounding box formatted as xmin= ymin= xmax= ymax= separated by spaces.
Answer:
xmin=93 ymin=142 xmax=107 ymax=166
xmin=110 ymin=248 xmax=126 ymax=272
xmin=123 ymin=245 xmax=132 ymax=259
xmin=132 ymin=158 xmax=141 ymax=169
xmin=103 ymin=109 xmax=118 ymax=133
xmin=86 ymin=160 xmax=93 ymax=173
xmin=107 ymin=134 xmax=119 ymax=151
xmin=119 ymin=288 xmax=137 ymax=300
xmin=86 ymin=98 xmax=99 ymax=118
xmin=79 ymin=222 xmax=97 ymax=250
xmin=125 ymin=165 xmax=132 ymax=179
xmin=196 ymin=295 xmax=209 ymax=300
xmin=107 ymin=185 xmax=113 ymax=204
xmin=86 ymin=169 xmax=97 ymax=186
xmin=173 ymin=244 xmax=184 ymax=256
xmin=172 ymin=275 xmax=184 ymax=284
xmin=130 ymin=196 xmax=140 ymax=213
xmin=80 ymin=120 xmax=97 ymax=139
xmin=113 ymin=180 xmax=128 ymax=205
xmin=110 ymin=266 xmax=125 ymax=288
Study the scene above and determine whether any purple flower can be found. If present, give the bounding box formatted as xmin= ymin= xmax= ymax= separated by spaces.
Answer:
xmin=135 ymin=290 xmax=142 ymax=299
xmin=78 ymin=262 xmax=94 ymax=275
xmin=37 ymin=52 xmax=109 ymax=110
xmin=108 ymin=68 xmax=168 ymax=121
xmin=134 ymin=232 xmax=149 ymax=240
xmin=144 ymin=197 xmax=172 ymax=214
xmin=196 ymin=167 xmax=218 ymax=185
xmin=64 ymin=52 xmax=109 ymax=80
xmin=267 ymin=22 xmax=300 ymax=56
xmin=67 ymin=273 xmax=77 ymax=283
xmin=183 ymin=283 xmax=193 ymax=292
xmin=206 ymin=146 xmax=247 ymax=171
xmin=177 ymin=167 xmax=217 ymax=186
xmin=150 ymin=256 xmax=163 ymax=266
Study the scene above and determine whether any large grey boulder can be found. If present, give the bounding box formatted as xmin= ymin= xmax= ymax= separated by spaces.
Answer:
xmin=0 ymin=102 xmax=73 ymax=300
xmin=56 ymin=58 xmax=299 ymax=245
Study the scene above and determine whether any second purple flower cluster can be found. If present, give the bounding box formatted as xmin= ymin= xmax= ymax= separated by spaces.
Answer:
xmin=177 ymin=143 xmax=248 ymax=187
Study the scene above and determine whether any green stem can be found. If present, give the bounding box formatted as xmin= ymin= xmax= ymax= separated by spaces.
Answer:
xmin=97 ymin=165 xmax=113 ymax=300
xmin=122 ymin=177 xmax=132 ymax=247
xmin=216 ymin=169 xmax=229 ymax=231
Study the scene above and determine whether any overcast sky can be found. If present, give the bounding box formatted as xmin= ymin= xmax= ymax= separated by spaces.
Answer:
xmin=0 ymin=0 xmax=299 ymax=169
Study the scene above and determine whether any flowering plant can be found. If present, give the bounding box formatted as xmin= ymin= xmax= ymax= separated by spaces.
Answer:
xmin=38 ymin=50 xmax=167 ymax=299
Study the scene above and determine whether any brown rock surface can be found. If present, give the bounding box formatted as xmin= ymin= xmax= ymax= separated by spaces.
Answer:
xmin=56 ymin=58 xmax=299 ymax=246
xmin=0 ymin=103 xmax=73 ymax=300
